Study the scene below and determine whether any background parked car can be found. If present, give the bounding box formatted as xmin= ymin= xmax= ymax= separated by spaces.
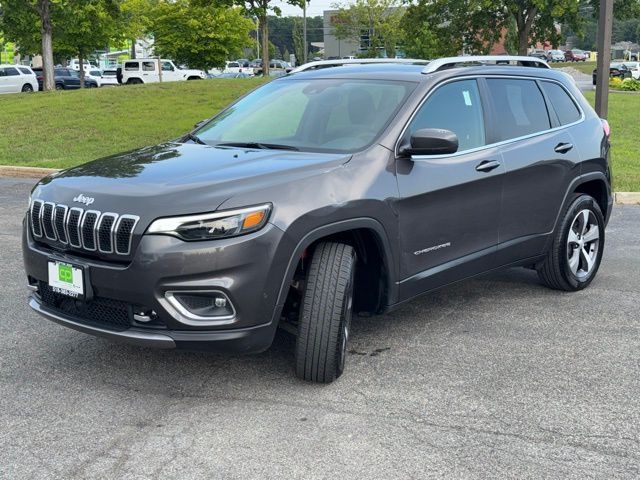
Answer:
xmin=622 ymin=61 xmax=640 ymax=79
xmin=68 ymin=59 xmax=98 ymax=71
xmin=546 ymin=50 xmax=566 ymax=62
xmin=212 ymin=72 xmax=251 ymax=79
xmin=100 ymin=69 xmax=120 ymax=86
xmin=0 ymin=64 xmax=38 ymax=94
xmin=117 ymin=59 xmax=206 ymax=84
xmin=32 ymin=67 xmax=98 ymax=90
xmin=223 ymin=61 xmax=253 ymax=75
xmin=85 ymin=69 xmax=103 ymax=87
xmin=592 ymin=62 xmax=633 ymax=85
xmin=529 ymin=49 xmax=547 ymax=60
xmin=565 ymin=49 xmax=587 ymax=62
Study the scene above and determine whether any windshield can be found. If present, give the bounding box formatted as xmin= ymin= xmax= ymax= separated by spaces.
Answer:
xmin=195 ymin=79 xmax=415 ymax=153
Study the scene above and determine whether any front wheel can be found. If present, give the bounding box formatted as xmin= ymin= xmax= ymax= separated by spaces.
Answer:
xmin=55 ymin=83 xmax=64 ymax=90
xmin=537 ymin=194 xmax=605 ymax=291
xmin=295 ymin=242 xmax=356 ymax=383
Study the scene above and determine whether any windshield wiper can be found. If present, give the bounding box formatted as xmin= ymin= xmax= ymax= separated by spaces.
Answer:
xmin=216 ymin=142 xmax=299 ymax=151
xmin=182 ymin=132 xmax=208 ymax=145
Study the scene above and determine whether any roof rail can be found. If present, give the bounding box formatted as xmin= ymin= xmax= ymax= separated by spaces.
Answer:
xmin=422 ymin=55 xmax=550 ymax=74
xmin=290 ymin=58 xmax=430 ymax=74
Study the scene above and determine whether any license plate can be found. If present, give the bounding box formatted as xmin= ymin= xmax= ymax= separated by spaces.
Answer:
xmin=47 ymin=260 xmax=84 ymax=298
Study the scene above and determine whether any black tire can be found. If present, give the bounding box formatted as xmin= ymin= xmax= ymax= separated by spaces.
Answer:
xmin=537 ymin=194 xmax=605 ymax=292
xmin=55 ymin=83 xmax=64 ymax=90
xmin=127 ymin=78 xmax=143 ymax=85
xmin=21 ymin=84 xmax=34 ymax=93
xmin=295 ymin=242 xmax=356 ymax=383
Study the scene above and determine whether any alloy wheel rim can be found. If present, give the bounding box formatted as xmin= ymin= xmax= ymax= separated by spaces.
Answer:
xmin=566 ymin=209 xmax=600 ymax=279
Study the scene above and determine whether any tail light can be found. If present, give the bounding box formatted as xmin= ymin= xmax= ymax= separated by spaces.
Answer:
xmin=601 ymin=119 xmax=611 ymax=137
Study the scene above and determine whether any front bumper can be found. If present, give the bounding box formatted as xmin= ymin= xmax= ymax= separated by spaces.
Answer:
xmin=29 ymin=296 xmax=277 ymax=352
xmin=23 ymin=220 xmax=293 ymax=352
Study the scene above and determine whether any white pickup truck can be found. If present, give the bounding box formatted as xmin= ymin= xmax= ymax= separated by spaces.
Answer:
xmin=118 ymin=59 xmax=206 ymax=84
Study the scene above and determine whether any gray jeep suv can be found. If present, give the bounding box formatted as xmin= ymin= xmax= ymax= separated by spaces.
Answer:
xmin=23 ymin=56 xmax=613 ymax=383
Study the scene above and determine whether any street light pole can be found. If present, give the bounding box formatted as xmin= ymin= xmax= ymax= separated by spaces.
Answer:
xmin=303 ymin=1 xmax=308 ymax=64
xmin=595 ymin=0 xmax=614 ymax=118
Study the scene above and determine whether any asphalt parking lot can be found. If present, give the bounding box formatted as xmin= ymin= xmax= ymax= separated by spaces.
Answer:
xmin=1 ymin=177 xmax=638 ymax=479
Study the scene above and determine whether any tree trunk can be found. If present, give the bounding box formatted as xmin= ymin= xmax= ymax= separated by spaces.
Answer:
xmin=260 ymin=15 xmax=269 ymax=77
xmin=517 ymin=28 xmax=529 ymax=55
xmin=79 ymin=52 xmax=85 ymax=88
xmin=39 ymin=0 xmax=55 ymax=91
xmin=131 ymin=39 xmax=136 ymax=59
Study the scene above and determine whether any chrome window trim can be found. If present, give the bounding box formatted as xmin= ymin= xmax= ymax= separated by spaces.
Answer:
xmin=80 ymin=209 xmax=100 ymax=252
xmin=67 ymin=207 xmax=84 ymax=248
xmin=160 ymin=290 xmax=237 ymax=326
xmin=394 ymin=74 xmax=586 ymax=161
xmin=53 ymin=204 xmax=69 ymax=245
xmin=42 ymin=202 xmax=57 ymax=241
xmin=96 ymin=212 xmax=119 ymax=254
xmin=114 ymin=214 xmax=140 ymax=255
xmin=30 ymin=199 xmax=44 ymax=238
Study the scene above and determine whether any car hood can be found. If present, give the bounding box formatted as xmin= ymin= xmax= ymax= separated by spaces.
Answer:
xmin=33 ymin=142 xmax=351 ymax=218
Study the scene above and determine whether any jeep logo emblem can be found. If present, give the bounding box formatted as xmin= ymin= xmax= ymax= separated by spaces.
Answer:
xmin=73 ymin=194 xmax=95 ymax=206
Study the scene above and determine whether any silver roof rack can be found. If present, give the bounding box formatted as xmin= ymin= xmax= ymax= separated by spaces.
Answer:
xmin=422 ymin=55 xmax=550 ymax=74
xmin=290 ymin=58 xmax=429 ymax=74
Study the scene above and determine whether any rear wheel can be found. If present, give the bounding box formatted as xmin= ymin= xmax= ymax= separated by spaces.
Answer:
xmin=21 ymin=84 xmax=34 ymax=93
xmin=127 ymin=78 xmax=143 ymax=85
xmin=295 ymin=242 xmax=356 ymax=383
xmin=537 ymin=194 xmax=605 ymax=291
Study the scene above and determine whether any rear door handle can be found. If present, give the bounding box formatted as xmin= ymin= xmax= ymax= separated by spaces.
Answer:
xmin=554 ymin=142 xmax=573 ymax=154
xmin=475 ymin=160 xmax=501 ymax=172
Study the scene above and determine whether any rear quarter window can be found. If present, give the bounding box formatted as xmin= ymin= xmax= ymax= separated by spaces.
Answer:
xmin=540 ymin=81 xmax=582 ymax=126
xmin=486 ymin=78 xmax=551 ymax=141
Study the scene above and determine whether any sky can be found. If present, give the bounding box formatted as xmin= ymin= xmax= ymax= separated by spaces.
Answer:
xmin=275 ymin=0 xmax=348 ymax=17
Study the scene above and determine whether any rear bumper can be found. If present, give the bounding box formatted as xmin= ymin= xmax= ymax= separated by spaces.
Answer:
xmin=29 ymin=295 xmax=277 ymax=353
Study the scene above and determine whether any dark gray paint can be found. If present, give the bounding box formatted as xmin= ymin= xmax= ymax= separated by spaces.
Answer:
xmin=22 ymin=64 xmax=613 ymax=351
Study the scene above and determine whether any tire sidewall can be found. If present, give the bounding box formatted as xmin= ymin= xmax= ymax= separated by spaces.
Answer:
xmin=558 ymin=195 xmax=605 ymax=290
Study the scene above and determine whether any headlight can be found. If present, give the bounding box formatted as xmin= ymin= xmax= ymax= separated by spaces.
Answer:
xmin=147 ymin=204 xmax=271 ymax=241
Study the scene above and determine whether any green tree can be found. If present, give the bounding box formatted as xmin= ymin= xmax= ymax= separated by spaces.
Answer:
xmin=56 ymin=0 xmax=122 ymax=87
xmin=332 ymin=0 xmax=404 ymax=58
xmin=195 ymin=0 xmax=304 ymax=75
xmin=0 ymin=0 xmax=57 ymax=90
xmin=120 ymin=0 xmax=158 ymax=58
xmin=401 ymin=0 xmax=503 ymax=58
xmin=151 ymin=0 xmax=254 ymax=71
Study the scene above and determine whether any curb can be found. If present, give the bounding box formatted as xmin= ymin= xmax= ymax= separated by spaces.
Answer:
xmin=1 ymin=166 xmax=639 ymax=205
xmin=615 ymin=192 xmax=640 ymax=205
xmin=0 ymin=166 xmax=59 ymax=178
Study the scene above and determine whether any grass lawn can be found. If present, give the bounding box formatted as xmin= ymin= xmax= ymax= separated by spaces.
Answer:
xmin=550 ymin=61 xmax=596 ymax=75
xmin=0 ymin=78 xmax=638 ymax=190
xmin=0 ymin=79 xmax=266 ymax=169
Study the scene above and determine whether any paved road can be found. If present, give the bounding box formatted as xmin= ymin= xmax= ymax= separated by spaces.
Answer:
xmin=1 ymin=177 xmax=638 ymax=479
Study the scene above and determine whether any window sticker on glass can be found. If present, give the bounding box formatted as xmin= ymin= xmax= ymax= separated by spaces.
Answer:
xmin=462 ymin=90 xmax=472 ymax=106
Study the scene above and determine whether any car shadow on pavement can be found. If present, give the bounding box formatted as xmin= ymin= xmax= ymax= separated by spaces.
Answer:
xmin=39 ymin=266 xmax=549 ymax=390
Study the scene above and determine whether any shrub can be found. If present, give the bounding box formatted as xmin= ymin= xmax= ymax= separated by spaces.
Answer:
xmin=610 ymin=77 xmax=640 ymax=91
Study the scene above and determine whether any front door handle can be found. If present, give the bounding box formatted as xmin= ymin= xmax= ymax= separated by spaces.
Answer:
xmin=554 ymin=142 xmax=574 ymax=154
xmin=475 ymin=160 xmax=501 ymax=172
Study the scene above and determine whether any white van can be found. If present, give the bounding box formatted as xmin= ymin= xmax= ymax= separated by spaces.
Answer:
xmin=120 ymin=59 xmax=206 ymax=84
xmin=0 ymin=64 xmax=38 ymax=94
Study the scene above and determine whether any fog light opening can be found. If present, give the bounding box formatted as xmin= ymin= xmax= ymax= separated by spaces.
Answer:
xmin=165 ymin=290 xmax=235 ymax=322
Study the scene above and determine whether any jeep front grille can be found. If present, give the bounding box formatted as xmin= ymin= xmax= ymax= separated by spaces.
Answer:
xmin=30 ymin=199 xmax=139 ymax=255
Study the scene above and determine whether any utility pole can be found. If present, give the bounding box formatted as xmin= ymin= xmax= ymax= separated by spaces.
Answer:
xmin=595 ymin=0 xmax=614 ymax=118
xmin=303 ymin=1 xmax=308 ymax=64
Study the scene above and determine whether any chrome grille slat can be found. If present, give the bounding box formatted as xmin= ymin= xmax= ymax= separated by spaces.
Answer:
xmin=29 ymin=201 xmax=139 ymax=256
xmin=42 ymin=202 xmax=57 ymax=241
xmin=30 ymin=200 xmax=43 ymax=238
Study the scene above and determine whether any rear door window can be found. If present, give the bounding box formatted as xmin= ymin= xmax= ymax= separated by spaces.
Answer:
xmin=540 ymin=81 xmax=582 ymax=126
xmin=124 ymin=62 xmax=139 ymax=71
xmin=4 ymin=67 xmax=19 ymax=76
xmin=486 ymin=78 xmax=551 ymax=141
xmin=406 ymin=79 xmax=486 ymax=152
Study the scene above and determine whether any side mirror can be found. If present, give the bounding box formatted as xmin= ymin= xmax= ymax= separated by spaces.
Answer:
xmin=400 ymin=128 xmax=459 ymax=157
